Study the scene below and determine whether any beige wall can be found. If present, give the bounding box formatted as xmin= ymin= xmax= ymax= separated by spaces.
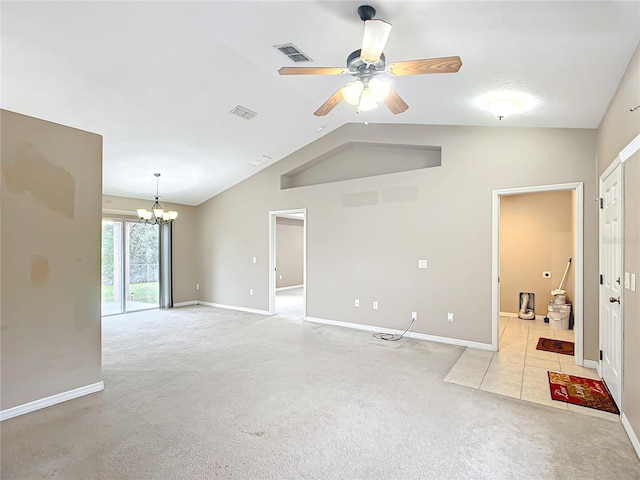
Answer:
xmin=500 ymin=191 xmax=574 ymax=314
xmin=1 ymin=110 xmax=102 ymax=410
xmin=196 ymin=123 xmax=598 ymax=357
xmin=598 ymin=42 xmax=640 ymax=176
xmin=276 ymin=217 xmax=304 ymax=288
xmin=102 ymin=195 xmax=198 ymax=305
xmin=597 ymin=41 xmax=640 ymax=455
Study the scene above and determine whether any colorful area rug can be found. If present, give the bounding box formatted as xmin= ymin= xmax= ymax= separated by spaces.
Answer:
xmin=536 ymin=337 xmax=574 ymax=356
xmin=548 ymin=372 xmax=619 ymax=414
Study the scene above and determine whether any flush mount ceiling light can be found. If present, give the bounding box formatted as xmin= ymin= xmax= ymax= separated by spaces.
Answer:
xmin=476 ymin=91 xmax=536 ymax=120
xmin=488 ymin=98 xmax=522 ymax=120
xmin=136 ymin=173 xmax=178 ymax=225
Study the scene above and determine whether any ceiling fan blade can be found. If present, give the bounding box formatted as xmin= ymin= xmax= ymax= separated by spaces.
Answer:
xmin=279 ymin=67 xmax=345 ymax=76
xmin=361 ymin=19 xmax=392 ymax=62
xmin=387 ymin=56 xmax=463 ymax=76
xmin=384 ymin=88 xmax=409 ymax=114
xmin=314 ymin=87 xmax=345 ymax=117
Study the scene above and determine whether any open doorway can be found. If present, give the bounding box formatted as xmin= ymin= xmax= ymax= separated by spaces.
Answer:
xmin=269 ymin=209 xmax=307 ymax=319
xmin=492 ymin=183 xmax=584 ymax=365
xmin=498 ymin=189 xmax=577 ymax=369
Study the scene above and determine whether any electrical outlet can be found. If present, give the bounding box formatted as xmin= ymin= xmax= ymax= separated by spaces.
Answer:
xmin=354 ymin=299 xmax=359 ymax=307
xmin=542 ymin=271 xmax=552 ymax=278
xmin=249 ymin=289 xmax=254 ymax=296
xmin=373 ymin=301 xmax=379 ymax=310
xmin=411 ymin=311 xmax=417 ymax=321
xmin=279 ymin=275 xmax=283 ymax=280
xmin=196 ymin=283 xmax=200 ymax=290
xmin=448 ymin=312 xmax=454 ymax=322
xmin=252 ymin=257 xmax=257 ymax=264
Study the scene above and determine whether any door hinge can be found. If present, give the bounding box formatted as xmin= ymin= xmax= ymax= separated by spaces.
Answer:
xmin=600 ymin=274 xmax=603 ymax=285
xmin=599 ymin=198 xmax=604 ymax=209
xmin=600 ymin=350 xmax=603 ymax=361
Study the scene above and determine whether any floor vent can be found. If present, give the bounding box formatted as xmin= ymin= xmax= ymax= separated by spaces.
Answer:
xmin=274 ymin=43 xmax=312 ymax=63
xmin=230 ymin=105 xmax=257 ymax=120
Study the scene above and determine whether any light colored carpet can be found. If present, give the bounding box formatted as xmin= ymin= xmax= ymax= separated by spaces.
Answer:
xmin=1 ymin=306 xmax=639 ymax=479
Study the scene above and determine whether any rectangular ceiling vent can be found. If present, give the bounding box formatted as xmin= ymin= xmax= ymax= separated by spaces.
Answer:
xmin=274 ymin=43 xmax=312 ymax=63
xmin=249 ymin=155 xmax=271 ymax=167
xmin=230 ymin=105 xmax=257 ymax=120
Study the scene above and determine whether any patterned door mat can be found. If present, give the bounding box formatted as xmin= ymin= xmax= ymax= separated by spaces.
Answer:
xmin=536 ymin=337 xmax=574 ymax=356
xmin=548 ymin=372 xmax=619 ymax=414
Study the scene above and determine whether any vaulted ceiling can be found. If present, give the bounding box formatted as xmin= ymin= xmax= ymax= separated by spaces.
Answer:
xmin=2 ymin=1 xmax=639 ymax=205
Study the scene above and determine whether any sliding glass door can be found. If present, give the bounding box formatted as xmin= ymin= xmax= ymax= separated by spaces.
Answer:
xmin=101 ymin=219 xmax=159 ymax=316
xmin=101 ymin=220 xmax=124 ymax=315
xmin=125 ymin=222 xmax=159 ymax=312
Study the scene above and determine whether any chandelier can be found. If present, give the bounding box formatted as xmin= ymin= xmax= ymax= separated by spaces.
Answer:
xmin=136 ymin=173 xmax=178 ymax=225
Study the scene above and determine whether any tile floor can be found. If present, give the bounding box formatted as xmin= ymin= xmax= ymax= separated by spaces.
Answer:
xmin=444 ymin=315 xmax=619 ymax=421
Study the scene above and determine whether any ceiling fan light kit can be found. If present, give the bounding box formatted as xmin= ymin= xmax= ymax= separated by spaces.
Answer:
xmin=278 ymin=4 xmax=462 ymax=117
xmin=343 ymin=77 xmax=391 ymax=112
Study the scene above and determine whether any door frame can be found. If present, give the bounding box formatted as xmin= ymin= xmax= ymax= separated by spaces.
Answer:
xmin=598 ymin=157 xmax=624 ymax=405
xmin=268 ymin=208 xmax=307 ymax=316
xmin=491 ymin=182 xmax=584 ymax=365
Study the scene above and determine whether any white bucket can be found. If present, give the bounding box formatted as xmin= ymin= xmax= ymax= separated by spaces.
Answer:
xmin=549 ymin=311 xmax=569 ymax=330
xmin=553 ymin=294 xmax=566 ymax=305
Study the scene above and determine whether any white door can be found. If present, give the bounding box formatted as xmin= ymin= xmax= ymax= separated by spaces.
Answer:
xmin=600 ymin=163 xmax=623 ymax=408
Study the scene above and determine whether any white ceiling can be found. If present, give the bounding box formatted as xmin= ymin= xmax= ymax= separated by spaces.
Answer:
xmin=2 ymin=1 xmax=639 ymax=206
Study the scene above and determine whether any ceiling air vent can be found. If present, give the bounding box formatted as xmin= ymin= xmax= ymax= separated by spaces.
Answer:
xmin=274 ymin=43 xmax=312 ymax=63
xmin=250 ymin=155 xmax=271 ymax=167
xmin=230 ymin=105 xmax=257 ymax=120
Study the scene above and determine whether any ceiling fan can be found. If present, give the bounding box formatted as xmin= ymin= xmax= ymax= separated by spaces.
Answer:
xmin=278 ymin=5 xmax=463 ymax=117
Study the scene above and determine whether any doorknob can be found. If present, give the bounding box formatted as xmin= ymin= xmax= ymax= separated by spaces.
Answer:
xmin=609 ymin=296 xmax=621 ymax=304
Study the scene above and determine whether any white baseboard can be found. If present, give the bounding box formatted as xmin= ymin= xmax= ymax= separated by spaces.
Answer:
xmin=276 ymin=285 xmax=303 ymax=292
xmin=174 ymin=300 xmax=199 ymax=307
xmin=500 ymin=311 xmax=546 ymax=321
xmin=0 ymin=381 xmax=104 ymax=421
xmin=305 ymin=317 xmax=493 ymax=351
xmin=622 ymin=413 xmax=640 ymax=460
xmin=199 ymin=301 xmax=270 ymax=316
xmin=583 ymin=359 xmax=599 ymax=370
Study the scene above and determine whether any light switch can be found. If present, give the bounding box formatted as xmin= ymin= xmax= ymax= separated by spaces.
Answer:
xmin=625 ymin=272 xmax=630 ymax=289
xmin=418 ymin=259 xmax=428 ymax=269
xmin=631 ymin=274 xmax=637 ymax=293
